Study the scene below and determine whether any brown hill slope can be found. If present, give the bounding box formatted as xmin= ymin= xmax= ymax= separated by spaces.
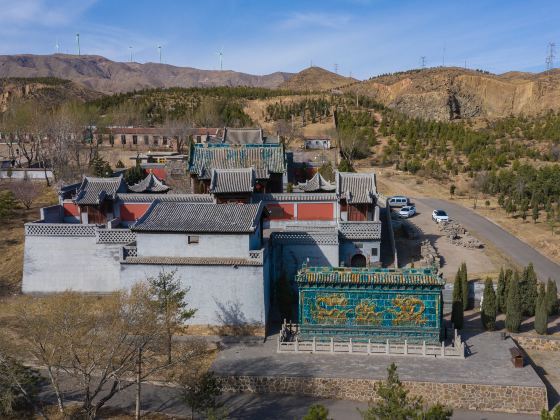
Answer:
xmin=348 ymin=67 xmax=560 ymax=120
xmin=279 ymin=67 xmax=357 ymax=91
xmin=0 ymin=54 xmax=294 ymax=94
xmin=0 ymin=77 xmax=102 ymax=112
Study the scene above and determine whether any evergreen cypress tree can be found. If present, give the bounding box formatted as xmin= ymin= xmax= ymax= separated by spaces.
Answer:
xmin=506 ymin=271 xmax=522 ymax=333
xmin=535 ymin=283 xmax=548 ymax=335
xmin=451 ymin=269 xmax=464 ymax=330
xmin=520 ymin=263 xmax=538 ymax=316
xmin=546 ymin=279 xmax=559 ymax=316
xmin=496 ymin=267 xmax=507 ymax=313
xmin=481 ymin=277 xmax=497 ymax=331
xmin=461 ymin=262 xmax=469 ymax=311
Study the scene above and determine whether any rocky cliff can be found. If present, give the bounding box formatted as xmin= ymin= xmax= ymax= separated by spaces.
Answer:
xmin=348 ymin=67 xmax=560 ymax=120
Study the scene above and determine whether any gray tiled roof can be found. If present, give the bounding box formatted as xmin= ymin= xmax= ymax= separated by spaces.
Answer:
xmin=336 ymin=172 xmax=376 ymax=204
xmin=338 ymin=221 xmax=382 ymax=240
xmin=297 ymin=173 xmax=336 ymax=192
xmin=189 ymin=144 xmax=285 ymax=179
xmin=121 ymin=256 xmax=262 ymax=266
xmin=128 ymin=173 xmax=170 ymax=193
xmin=131 ymin=201 xmax=263 ymax=233
xmin=209 ymin=168 xmax=255 ymax=194
xmin=223 ymin=127 xmax=263 ymax=145
xmin=252 ymin=193 xmax=337 ymax=202
xmin=74 ymin=175 xmax=127 ymax=205
xmin=117 ymin=193 xmax=213 ymax=203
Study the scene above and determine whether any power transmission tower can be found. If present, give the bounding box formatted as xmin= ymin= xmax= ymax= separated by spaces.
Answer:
xmin=442 ymin=45 xmax=446 ymax=66
xmin=334 ymin=63 xmax=339 ymax=74
xmin=420 ymin=56 xmax=426 ymax=69
xmin=546 ymin=42 xmax=556 ymax=72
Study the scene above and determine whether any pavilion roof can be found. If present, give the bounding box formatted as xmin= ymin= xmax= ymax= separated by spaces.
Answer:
xmin=188 ymin=144 xmax=285 ymax=180
xmin=128 ymin=173 xmax=170 ymax=193
xmin=297 ymin=173 xmax=336 ymax=192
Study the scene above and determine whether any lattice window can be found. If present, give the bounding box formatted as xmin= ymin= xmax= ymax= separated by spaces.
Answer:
xmin=338 ymin=222 xmax=381 ymax=240
xmin=25 ymin=223 xmax=97 ymax=237
xmin=96 ymin=229 xmax=136 ymax=244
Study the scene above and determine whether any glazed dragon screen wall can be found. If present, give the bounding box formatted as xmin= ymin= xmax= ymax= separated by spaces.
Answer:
xmin=298 ymin=287 xmax=443 ymax=344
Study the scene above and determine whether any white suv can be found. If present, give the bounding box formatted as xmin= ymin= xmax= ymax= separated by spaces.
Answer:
xmin=432 ymin=209 xmax=449 ymax=223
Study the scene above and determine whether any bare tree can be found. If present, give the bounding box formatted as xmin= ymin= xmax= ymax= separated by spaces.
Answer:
xmin=14 ymin=284 xmax=195 ymax=419
xmin=7 ymin=180 xmax=43 ymax=209
xmin=163 ymin=117 xmax=193 ymax=154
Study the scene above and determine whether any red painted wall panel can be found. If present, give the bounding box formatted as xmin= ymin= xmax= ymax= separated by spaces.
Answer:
xmin=120 ymin=203 xmax=150 ymax=221
xmin=63 ymin=202 xmax=80 ymax=217
xmin=266 ymin=203 xmax=295 ymax=220
xmin=144 ymin=168 xmax=167 ymax=181
xmin=297 ymin=203 xmax=334 ymax=221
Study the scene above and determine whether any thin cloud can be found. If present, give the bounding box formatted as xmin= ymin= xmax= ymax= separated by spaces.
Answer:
xmin=0 ymin=0 xmax=97 ymax=26
xmin=277 ymin=12 xmax=352 ymax=30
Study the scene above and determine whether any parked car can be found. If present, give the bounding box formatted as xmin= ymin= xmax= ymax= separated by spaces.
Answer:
xmin=388 ymin=196 xmax=409 ymax=207
xmin=398 ymin=206 xmax=416 ymax=218
xmin=432 ymin=209 xmax=449 ymax=223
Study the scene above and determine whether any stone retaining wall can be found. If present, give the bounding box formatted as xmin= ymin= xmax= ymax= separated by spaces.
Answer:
xmin=220 ymin=375 xmax=547 ymax=414
xmin=514 ymin=335 xmax=560 ymax=352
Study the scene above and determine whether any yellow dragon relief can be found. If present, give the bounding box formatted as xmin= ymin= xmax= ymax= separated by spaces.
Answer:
xmin=387 ymin=296 xmax=427 ymax=326
xmin=314 ymin=294 xmax=352 ymax=322
xmin=355 ymin=300 xmax=382 ymax=325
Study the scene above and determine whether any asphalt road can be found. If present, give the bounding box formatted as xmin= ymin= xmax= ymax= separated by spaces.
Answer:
xmin=415 ymin=198 xmax=560 ymax=287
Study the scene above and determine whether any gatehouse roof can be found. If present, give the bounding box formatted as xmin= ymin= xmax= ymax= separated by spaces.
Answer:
xmin=222 ymin=127 xmax=264 ymax=145
xmin=296 ymin=266 xmax=444 ymax=287
xmin=209 ymin=168 xmax=255 ymax=194
xmin=74 ymin=175 xmax=127 ymax=205
xmin=131 ymin=201 xmax=264 ymax=233
xmin=336 ymin=172 xmax=376 ymax=204
xmin=117 ymin=193 xmax=213 ymax=203
xmin=128 ymin=173 xmax=170 ymax=193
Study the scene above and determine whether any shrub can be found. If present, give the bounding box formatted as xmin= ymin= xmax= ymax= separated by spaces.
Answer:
xmin=520 ymin=263 xmax=538 ymax=316
xmin=303 ymin=404 xmax=330 ymax=420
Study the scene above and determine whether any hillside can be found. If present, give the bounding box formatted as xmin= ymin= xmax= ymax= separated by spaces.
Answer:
xmin=279 ymin=67 xmax=357 ymax=92
xmin=347 ymin=67 xmax=560 ymax=120
xmin=0 ymin=54 xmax=294 ymax=94
xmin=0 ymin=77 xmax=102 ymax=112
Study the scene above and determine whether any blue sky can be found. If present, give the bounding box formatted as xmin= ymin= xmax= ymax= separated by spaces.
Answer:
xmin=0 ymin=0 xmax=558 ymax=78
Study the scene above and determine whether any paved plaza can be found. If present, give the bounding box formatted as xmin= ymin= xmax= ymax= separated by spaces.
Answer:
xmin=212 ymin=332 xmax=544 ymax=388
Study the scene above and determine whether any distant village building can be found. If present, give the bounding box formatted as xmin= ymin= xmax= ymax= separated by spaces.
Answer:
xmin=304 ymin=136 xmax=331 ymax=149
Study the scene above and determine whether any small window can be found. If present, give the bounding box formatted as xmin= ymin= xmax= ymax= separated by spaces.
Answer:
xmin=188 ymin=235 xmax=199 ymax=244
xmin=196 ymin=135 xmax=202 ymax=143
xmin=162 ymin=136 xmax=168 ymax=146
xmin=132 ymin=135 xmax=138 ymax=145
xmin=121 ymin=134 xmax=126 ymax=145
xmin=153 ymin=136 xmax=159 ymax=145
xmin=371 ymin=248 xmax=378 ymax=257
xmin=144 ymin=135 xmax=149 ymax=145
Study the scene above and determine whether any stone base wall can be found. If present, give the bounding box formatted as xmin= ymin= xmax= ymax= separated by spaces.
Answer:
xmin=514 ymin=335 xmax=560 ymax=352
xmin=220 ymin=375 xmax=547 ymax=414
xmin=180 ymin=324 xmax=266 ymax=337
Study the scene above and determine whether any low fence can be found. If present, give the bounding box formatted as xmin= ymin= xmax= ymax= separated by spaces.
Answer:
xmin=0 ymin=168 xmax=53 ymax=180
xmin=277 ymin=322 xmax=464 ymax=359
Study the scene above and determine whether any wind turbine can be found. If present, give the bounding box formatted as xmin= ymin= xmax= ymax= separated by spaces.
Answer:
xmin=217 ymin=47 xmax=223 ymax=71
xmin=55 ymin=38 xmax=60 ymax=53
xmin=129 ymin=46 xmax=133 ymax=62
xmin=76 ymin=33 xmax=80 ymax=56
xmin=157 ymin=45 xmax=162 ymax=63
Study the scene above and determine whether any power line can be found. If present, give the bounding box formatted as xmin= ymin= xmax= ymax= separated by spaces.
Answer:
xmin=546 ymin=42 xmax=556 ymax=72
